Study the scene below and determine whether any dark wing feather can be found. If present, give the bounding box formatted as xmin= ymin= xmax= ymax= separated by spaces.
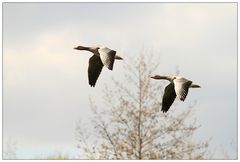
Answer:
xmin=88 ymin=55 xmax=104 ymax=87
xmin=162 ymin=83 xmax=177 ymax=113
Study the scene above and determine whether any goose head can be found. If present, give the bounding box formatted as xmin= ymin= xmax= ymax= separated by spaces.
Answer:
xmin=74 ymin=46 xmax=100 ymax=54
xmin=150 ymin=75 xmax=175 ymax=81
xmin=74 ymin=45 xmax=88 ymax=50
xmin=150 ymin=75 xmax=163 ymax=80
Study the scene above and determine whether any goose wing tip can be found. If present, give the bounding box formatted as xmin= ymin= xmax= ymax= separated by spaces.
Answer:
xmin=161 ymin=106 xmax=169 ymax=113
xmin=90 ymin=84 xmax=95 ymax=87
xmin=161 ymin=110 xmax=167 ymax=113
xmin=180 ymin=97 xmax=185 ymax=101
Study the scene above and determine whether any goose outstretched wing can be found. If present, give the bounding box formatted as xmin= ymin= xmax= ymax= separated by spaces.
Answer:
xmin=98 ymin=47 xmax=116 ymax=70
xmin=162 ymin=83 xmax=177 ymax=113
xmin=88 ymin=55 xmax=104 ymax=87
xmin=173 ymin=77 xmax=192 ymax=101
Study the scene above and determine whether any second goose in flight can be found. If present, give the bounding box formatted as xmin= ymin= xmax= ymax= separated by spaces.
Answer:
xmin=150 ymin=75 xmax=201 ymax=113
xmin=74 ymin=45 xmax=123 ymax=87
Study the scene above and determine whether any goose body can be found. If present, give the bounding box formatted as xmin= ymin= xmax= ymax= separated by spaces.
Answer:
xmin=150 ymin=75 xmax=201 ymax=113
xmin=74 ymin=45 xmax=123 ymax=87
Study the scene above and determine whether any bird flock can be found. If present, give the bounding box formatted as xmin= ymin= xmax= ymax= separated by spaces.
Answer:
xmin=74 ymin=45 xmax=201 ymax=113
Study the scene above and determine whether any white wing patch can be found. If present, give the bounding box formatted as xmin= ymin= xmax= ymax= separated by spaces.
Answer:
xmin=173 ymin=77 xmax=192 ymax=101
xmin=98 ymin=47 xmax=116 ymax=70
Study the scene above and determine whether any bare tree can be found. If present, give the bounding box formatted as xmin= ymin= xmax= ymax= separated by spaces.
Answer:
xmin=76 ymin=52 xmax=210 ymax=159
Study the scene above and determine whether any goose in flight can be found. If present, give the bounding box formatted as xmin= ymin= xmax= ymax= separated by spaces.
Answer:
xmin=74 ymin=45 xmax=123 ymax=87
xmin=150 ymin=75 xmax=201 ymax=113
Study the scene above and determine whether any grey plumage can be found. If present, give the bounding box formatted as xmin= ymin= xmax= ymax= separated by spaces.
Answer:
xmin=173 ymin=78 xmax=192 ymax=101
xmin=98 ymin=48 xmax=116 ymax=70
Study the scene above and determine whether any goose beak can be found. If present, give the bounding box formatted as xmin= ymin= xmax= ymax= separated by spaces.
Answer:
xmin=115 ymin=55 xmax=123 ymax=60
xmin=150 ymin=76 xmax=155 ymax=79
xmin=74 ymin=47 xmax=78 ymax=50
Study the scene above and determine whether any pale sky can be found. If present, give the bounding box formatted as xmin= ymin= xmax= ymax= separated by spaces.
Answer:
xmin=3 ymin=2 xmax=237 ymax=159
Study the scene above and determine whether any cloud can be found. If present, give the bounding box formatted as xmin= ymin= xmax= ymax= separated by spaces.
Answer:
xmin=3 ymin=3 xmax=237 ymax=159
